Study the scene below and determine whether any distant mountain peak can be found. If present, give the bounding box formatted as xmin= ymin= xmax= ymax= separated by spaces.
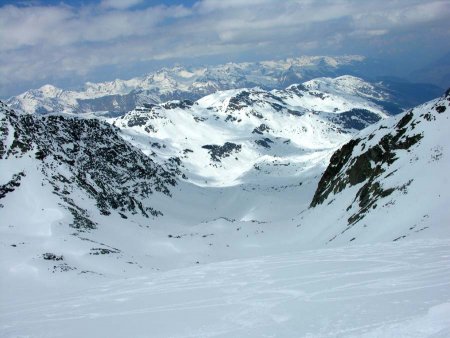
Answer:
xmin=7 ymin=56 xmax=371 ymax=115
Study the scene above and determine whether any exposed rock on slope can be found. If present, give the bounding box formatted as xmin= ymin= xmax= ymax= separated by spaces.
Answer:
xmin=306 ymin=88 xmax=450 ymax=242
xmin=2 ymin=86 xmax=449 ymax=277
xmin=112 ymin=77 xmax=390 ymax=186
xmin=0 ymin=101 xmax=178 ymax=229
xmin=202 ymin=143 xmax=242 ymax=162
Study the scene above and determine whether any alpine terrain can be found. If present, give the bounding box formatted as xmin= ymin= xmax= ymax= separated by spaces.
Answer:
xmin=6 ymin=56 xmax=442 ymax=116
xmin=1 ymin=73 xmax=449 ymax=337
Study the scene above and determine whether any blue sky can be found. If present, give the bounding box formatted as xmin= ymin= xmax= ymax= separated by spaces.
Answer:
xmin=0 ymin=0 xmax=449 ymax=97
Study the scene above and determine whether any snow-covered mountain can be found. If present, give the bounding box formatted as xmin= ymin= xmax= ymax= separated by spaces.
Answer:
xmin=294 ymin=87 xmax=450 ymax=246
xmin=1 ymin=74 xmax=450 ymax=337
xmin=0 ymin=100 xmax=187 ymax=274
xmin=1 ymin=80 xmax=449 ymax=276
xmin=7 ymin=55 xmax=440 ymax=116
xmin=112 ymin=76 xmax=388 ymax=186
xmin=1 ymin=87 xmax=450 ymax=337
xmin=7 ymin=55 xmax=366 ymax=114
xmin=0 ymin=77 xmax=391 ymax=275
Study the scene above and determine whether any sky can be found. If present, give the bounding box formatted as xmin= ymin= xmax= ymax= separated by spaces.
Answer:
xmin=0 ymin=0 xmax=449 ymax=98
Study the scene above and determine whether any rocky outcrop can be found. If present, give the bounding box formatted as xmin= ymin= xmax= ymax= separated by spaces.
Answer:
xmin=310 ymin=89 xmax=450 ymax=226
xmin=0 ymin=102 xmax=179 ymax=229
xmin=202 ymin=142 xmax=242 ymax=162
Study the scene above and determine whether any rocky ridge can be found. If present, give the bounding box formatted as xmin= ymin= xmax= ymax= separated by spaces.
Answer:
xmin=0 ymin=101 xmax=179 ymax=230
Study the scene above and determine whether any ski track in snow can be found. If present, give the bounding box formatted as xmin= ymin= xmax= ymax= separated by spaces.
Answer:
xmin=1 ymin=239 xmax=450 ymax=338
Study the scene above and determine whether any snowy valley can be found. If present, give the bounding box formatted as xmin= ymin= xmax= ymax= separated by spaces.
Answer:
xmin=1 ymin=73 xmax=449 ymax=337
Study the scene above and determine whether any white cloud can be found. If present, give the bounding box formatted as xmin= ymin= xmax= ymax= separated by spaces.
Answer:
xmin=100 ymin=0 xmax=144 ymax=10
xmin=0 ymin=4 xmax=193 ymax=52
xmin=195 ymin=0 xmax=273 ymax=12
xmin=0 ymin=0 xmax=449 ymax=97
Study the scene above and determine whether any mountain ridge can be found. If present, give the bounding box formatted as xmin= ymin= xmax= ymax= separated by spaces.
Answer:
xmin=111 ymin=76 xmax=389 ymax=187
xmin=1 ymin=85 xmax=449 ymax=278
xmin=294 ymin=88 xmax=450 ymax=246
xmin=7 ymin=56 xmax=442 ymax=116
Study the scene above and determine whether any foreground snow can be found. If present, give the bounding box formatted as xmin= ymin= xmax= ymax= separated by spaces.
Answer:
xmin=1 ymin=239 xmax=450 ymax=338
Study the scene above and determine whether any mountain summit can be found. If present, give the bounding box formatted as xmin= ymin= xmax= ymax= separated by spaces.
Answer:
xmin=6 ymin=56 xmax=442 ymax=116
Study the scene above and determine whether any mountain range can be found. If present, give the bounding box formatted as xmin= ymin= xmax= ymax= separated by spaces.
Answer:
xmin=1 ymin=65 xmax=449 ymax=337
xmin=6 ymin=55 xmax=443 ymax=116
xmin=1 ymin=74 xmax=449 ymax=273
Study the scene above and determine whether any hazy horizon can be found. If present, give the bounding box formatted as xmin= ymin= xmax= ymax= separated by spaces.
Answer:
xmin=1 ymin=0 xmax=449 ymax=98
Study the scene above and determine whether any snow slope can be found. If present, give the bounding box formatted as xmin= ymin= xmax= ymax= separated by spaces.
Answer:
xmin=1 ymin=239 xmax=449 ymax=338
xmin=1 ymin=86 xmax=449 ymax=276
xmin=0 ymin=84 xmax=449 ymax=337
xmin=295 ymin=88 xmax=450 ymax=247
xmin=1 ymin=77 xmax=388 ymax=279
xmin=112 ymin=77 xmax=388 ymax=186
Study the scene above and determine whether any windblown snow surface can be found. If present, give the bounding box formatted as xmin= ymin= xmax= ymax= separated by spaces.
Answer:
xmin=1 ymin=85 xmax=450 ymax=337
xmin=2 ymin=240 xmax=450 ymax=338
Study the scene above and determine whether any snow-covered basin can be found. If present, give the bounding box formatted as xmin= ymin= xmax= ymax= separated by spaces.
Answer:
xmin=1 ymin=239 xmax=450 ymax=337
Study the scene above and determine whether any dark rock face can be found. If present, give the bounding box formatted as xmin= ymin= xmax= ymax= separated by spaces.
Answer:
xmin=202 ymin=142 xmax=242 ymax=162
xmin=328 ymin=109 xmax=382 ymax=131
xmin=310 ymin=102 xmax=434 ymax=225
xmin=0 ymin=101 xmax=179 ymax=230
xmin=127 ymin=115 xmax=149 ymax=127
xmin=0 ymin=172 xmax=25 ymax=201
xmin=162 ymin=100 xmax=194 ymax=110
xmin=310 ymin=138 xmax=361 ymax=207
xmin=287 ymin=84 xmax=307 ymax=95
xmin=255 ymin=138 xmax=274 ymax=148
xmin=0 ymin=104 xmax=9 ymax=158
xmin=252 ymin=124 xmax=271 ymax=135
xmin=226 ymin=91 xmax=254 ymax=112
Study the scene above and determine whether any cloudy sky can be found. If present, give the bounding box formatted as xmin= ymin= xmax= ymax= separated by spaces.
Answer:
xmin=0 ymin=0 xmax=449 ymax=97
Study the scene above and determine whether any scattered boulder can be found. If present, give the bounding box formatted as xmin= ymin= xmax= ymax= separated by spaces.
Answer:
xmin=43 ymin=253 xmax=64 ymax=261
